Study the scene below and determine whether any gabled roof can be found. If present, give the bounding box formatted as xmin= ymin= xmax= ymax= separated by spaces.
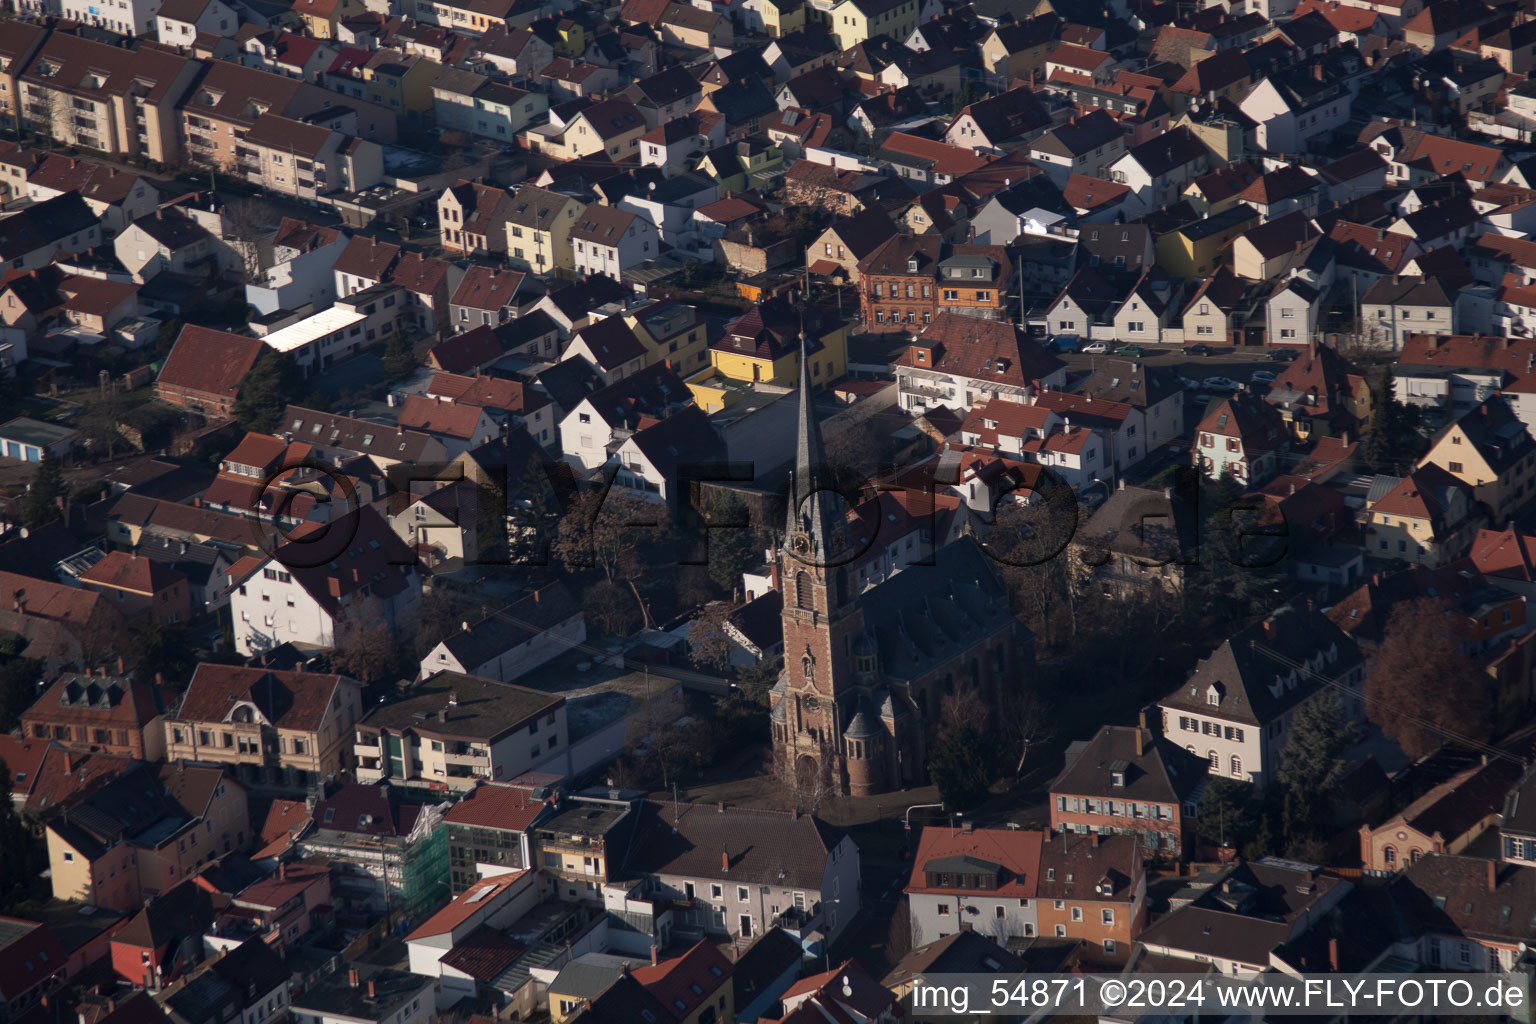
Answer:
xmin=176 ymin=664 xmax=350 ymax=732
xmin=624 ymin=801 xmax=843 ymax=889
xmin=906 ymin=825 xmax=1042 ymax=896
xmin=1159 ymin=604 xmax=1361 ymax=726
xmin=1196 ymin=391 xmax=1288 ymax=455
xmin=1051 ymin=725 xmax=1208 ymax=804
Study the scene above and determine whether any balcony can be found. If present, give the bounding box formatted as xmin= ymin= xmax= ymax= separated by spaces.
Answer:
xmin=901 ymin=379 xmax=951 ymax=401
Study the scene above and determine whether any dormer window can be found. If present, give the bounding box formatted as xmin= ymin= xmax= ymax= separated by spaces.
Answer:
xmin=907 ymin=257 xmax=919 ymax=272
xmin=1206 ymin=685 xmax=1221 ymax=706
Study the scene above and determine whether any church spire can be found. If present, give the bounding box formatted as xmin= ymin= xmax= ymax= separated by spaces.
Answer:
xmin=785 ymin=322 xmax=847 ymax=565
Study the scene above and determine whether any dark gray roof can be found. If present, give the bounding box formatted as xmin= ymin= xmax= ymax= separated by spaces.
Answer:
xmin=0 ymin=193 xmax=98 ymax=261
xmin=859 ymin=537 xmax=1020 ymax=686
xmin=438 ymin=583 xmax=581 ymax=671
xmin=1050 ymin=725 xmax=1208 ymax=804
xmin=1158 ymin=604 xmax=1362 ymax=727
xmin=359 ymin=672 xmax=562 ymax=742
xmin=624 ymin=800 xmax=843 ymax=889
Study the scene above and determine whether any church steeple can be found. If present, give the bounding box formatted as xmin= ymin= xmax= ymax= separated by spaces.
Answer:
xmin=785 ymin=325 xmax=848 ymax=565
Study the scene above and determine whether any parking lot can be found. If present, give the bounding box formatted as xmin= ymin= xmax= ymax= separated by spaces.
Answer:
xmin=1059 ymin=342 xmax=1292 ymax=392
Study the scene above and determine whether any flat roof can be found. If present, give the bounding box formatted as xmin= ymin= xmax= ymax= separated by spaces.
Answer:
xmin=262 ymin=307 xmax=368 ymax=354
xmin=0 ymin=417 xmax=78 ymax=446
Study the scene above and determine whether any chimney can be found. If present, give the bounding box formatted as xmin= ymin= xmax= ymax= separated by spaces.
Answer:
xmin=717 ymin=801 xmax=724 ymax=812
xmin=1328 ymin=937 xmax=1341 ymax=972
xmin=348 ymin=969 xmax=360 ymax=989
xmin=279 ymin=862 xmax=286 ymax=882
xmin=1488 ymin=859 xmax=1498 ymax=892
xmin=115 ymin=656 xmax=124 ymax=675
xmin=366 ymin=980 xmax=376 ymax=999
xmin=1313 ymin=63 xmax=1324 ymax=81
xmin=155 ymin=673 xmax=164 ymax=687
xmin=650 ymin=945 xmax=660 ymax=966
xmin=1135 ymin=728 xmax=1144 ymax=757
xmin=1091 ymin=832 xmax=1100 ymax=847
xmin=63 ymin=752 xmax=74 ymax=774
xmin=722 ymin=848 xmax=730 ymax=872
xmin=448 ymin=691 xmax=458 ymax=706
xmin=620 ymin=962 xmax=631 ymax=976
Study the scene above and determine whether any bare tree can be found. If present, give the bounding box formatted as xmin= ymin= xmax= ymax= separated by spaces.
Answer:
xmin=939 ymin=684 xmax=989 ymax=740
xmin=221 ymin=197 xmax=278 ymax=285
xmin=886 ymin=898 xmax=914 ymax=962
xmin=330 ymin=612 xmax=404 ymax=685
xmin=687 ymin=602 xmax=736 ymax=671
xmin=999 ymin=690 xmax=1057 ymax=777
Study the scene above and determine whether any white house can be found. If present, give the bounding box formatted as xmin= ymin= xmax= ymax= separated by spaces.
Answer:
xmin=352 ymin=672 xmax=568 ymax=791
xmin=155 ymin=0 xmax=238 ymax=45
xmin=1360 ymin=276 xmax=1455 ymax=351
xmin=1237 ymin=72 xmax=1351 ymax=156
xmin=229 ymin=506 xmax=423 ymax=658
xmin=405 ymin=870 xmax=539 ymax=1007
xmin=1107 ymin=128 xmax=1211 ymax=214
xmin=617 ymin=173 xmax=719 ymax=245
xmin=625 ymin=802 xmax=863 ymax=945
xmin=1266 ymin=278 xmax=1322 ymax=347
xmin=571 ymin=206 xmax=658 ymax=281
xmin=1157 ymin=604 xmax=1364 ymax=789
xmin=417 ymin=583 xmax=586 ymax=683
xmin=611 ymin=407 xmax=725 ymax=503
xmin=245 ymin=222 xmax=350 ymax=317
xmin=61 ymin=0 xmax=168 ymax=35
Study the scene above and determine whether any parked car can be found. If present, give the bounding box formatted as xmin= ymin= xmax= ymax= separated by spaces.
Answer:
xmin=1179 ymin=376 xmax=1201 ymax=391
xmin=1186 ymin=344 xmax=1215 ymax=356
xmin=1268 ymin=349 xmax=1298 ymax=361
xmin=1251 ymin=370 xmax=1276 ymax=384
xmin=1203 ymin=376 xmax=1241 ymax=391
xmin=1115 ymin=345 xmax=1143 ymax=356
xmin=1048 ymin=334 xmax=1080 ymax=352
xmin=1082 ymin=341 xmax=1109 ymax=354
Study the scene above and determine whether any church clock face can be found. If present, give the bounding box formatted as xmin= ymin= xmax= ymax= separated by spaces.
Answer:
xmin=803 ymin=695 xmax=820 ymax=712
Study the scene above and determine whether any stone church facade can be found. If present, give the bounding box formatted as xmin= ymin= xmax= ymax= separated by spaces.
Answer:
xmin=768 ymin=338 xmax=1032 ymax=797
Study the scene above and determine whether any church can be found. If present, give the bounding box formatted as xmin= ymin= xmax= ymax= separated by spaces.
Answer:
xmin=768 ymin=339 xmax=1033 ymax=798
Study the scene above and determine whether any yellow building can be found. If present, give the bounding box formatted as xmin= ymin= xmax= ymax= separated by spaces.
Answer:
xmin=763 ymin=0 xmax=807 ymax=37
xmin=625 ymin=300 xmax=712 ymax=375
xmin=505 ymin=184 xmax=586 ymax=274
xmin=830 ymin=0 xmax=920 ymax=49
xmin=291 ymin=0 xmax=364 ymax=38
xmin=522 ymin=98 xmax=645 ymax=161
xmin=709 ymin=303 xmax=848 ymax=387
xmin=364 ymin=51 xmax=441 ymax=114
xmin=1155 ymin=203 xmax=1259 ymax=281
xmin=554 ymin=20 xmax=585 ymax=56
xmin=980 ymin=18 xmax=1057 ymax=85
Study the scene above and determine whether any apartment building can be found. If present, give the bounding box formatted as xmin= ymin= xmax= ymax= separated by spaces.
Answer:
xmin=18 ymin=34 xmax=198 ymax=164
xmin=21 ymin=671 xmax=166 ymax=761
xmin=353 ymin=672 xmax=566 ymax=791
xmin=1157 ymin=604 xmax=1364 ymax=790
xmin=162 ymin=664 xmax=364 ymax=790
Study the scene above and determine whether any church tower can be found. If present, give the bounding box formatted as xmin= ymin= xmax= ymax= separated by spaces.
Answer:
xmin=770 ymin=330 xmax=866 ymax=795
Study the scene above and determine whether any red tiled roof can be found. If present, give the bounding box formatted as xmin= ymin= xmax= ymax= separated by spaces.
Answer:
xmin=632 ymin=939 xmax=732 ymax=1018
xmin=0 ymin=918 xmax=66 ymax=1001
xmin=443 ymin=781 xmax=550 ymax=830
xmin=405 ymin=871 xmax=529 ymax=940
xmin=254 ymin=799 xmax=312 ymax=860
xmin=176 ymin=664 xmax=350 ymax=733
xmin=905 ymin=825 xmax=1043 ymax=896
xmin=156 ymin=326 xmax=266 ymax=403
xmin=79 ymin=551 xmax=185 ymax=595
xmin=396 ymin=394 xmax=491 ymax=441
